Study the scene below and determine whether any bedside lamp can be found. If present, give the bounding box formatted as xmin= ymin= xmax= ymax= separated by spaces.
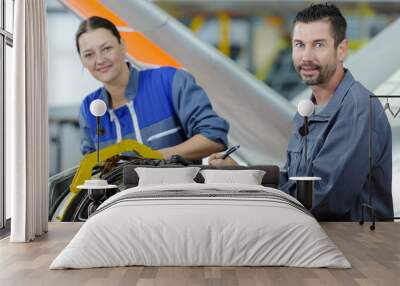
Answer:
xmin=289 ymin=99 xmax=321 ymax=210
xmin=77 ymin=99 xmax=117 ymax=218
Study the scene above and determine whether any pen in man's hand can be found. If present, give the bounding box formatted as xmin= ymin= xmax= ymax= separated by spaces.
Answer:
xmin=219 ymin=145 xmax=240 ymax=159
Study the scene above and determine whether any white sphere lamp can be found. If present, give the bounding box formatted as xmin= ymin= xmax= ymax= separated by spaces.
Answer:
xmin=90 ymin=99 xmax=107 ymax=117
xmin=297 ymin=99 xmax=315 ymax=117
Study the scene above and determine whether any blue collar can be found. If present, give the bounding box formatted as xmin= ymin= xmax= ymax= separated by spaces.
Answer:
xmin=294 ymin=69 xmax=356 ymax=127
xmin=99 ymin=63 xmax=139 ymax=109
xmin=312 ymin=69 xmax=355 ymax=118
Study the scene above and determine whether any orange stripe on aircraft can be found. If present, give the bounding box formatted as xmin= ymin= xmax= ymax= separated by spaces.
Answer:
xmin=62 ymin=0 xmax=182 ymax=68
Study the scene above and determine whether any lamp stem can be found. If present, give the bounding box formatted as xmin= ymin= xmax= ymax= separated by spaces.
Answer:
xmin=96 ymin=116 xmax=100 ymax=164
xmin=304 ymin=116 xmax=308 ymax=164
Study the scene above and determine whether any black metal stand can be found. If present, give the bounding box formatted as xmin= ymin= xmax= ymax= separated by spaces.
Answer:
xmin=86 ymin=187 xmax=118 ymax=217
xmin=96 ymin=116 xmax=100 ymax=163
xmin=296 ymin=180 xmax=314 ymax=210
xmin=87 ymin=188 xmax=106 ymax=217
xmin=359 ymin=95 xmax=400 ymax=230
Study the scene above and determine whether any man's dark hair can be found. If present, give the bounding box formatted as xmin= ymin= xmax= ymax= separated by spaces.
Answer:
xmin=75 ymin=16 xmax=121 ymax=54
xmin=293 ymin=3 xmax=347 ymax=47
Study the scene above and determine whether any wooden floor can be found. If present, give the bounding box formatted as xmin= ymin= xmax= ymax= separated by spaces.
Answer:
xmin=0 ymin=222 xmax=399 ymax=286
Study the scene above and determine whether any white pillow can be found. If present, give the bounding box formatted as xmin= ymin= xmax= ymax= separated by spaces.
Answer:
xmin=200 ymin=169 xmax=266 ymax=185
xmin=136 ymin=167 xmax=201 ymax=186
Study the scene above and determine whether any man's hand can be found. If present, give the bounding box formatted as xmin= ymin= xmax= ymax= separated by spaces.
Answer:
xmin=208 ymin=153 xmax=238 ymax=166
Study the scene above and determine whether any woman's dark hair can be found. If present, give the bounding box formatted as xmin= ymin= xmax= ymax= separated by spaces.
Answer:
xmin=75 ymin=16 xmax=121 ymax=54
xmin=293 ymin=3 xmax=347 ymax=48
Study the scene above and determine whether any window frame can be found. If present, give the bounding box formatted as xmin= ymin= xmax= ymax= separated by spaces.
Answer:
xmin=0 ymin=0 xmax=13 ymax=231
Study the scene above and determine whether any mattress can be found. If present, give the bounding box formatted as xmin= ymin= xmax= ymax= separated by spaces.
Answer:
xmin=50 ymin=183 xmax=351 ymax=269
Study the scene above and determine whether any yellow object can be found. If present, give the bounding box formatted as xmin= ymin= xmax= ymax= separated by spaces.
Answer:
xmin=357 ymin=3 xmax=374 ymax=17
xmin=256 ymin=37 xmax=288 ymax=81
xmin=218 ymin=13 xmax=230 ymax=57
xmin=57 ymin=139 xmax=163 ymax=221
xmin=348 ymin=39 xmax=368 ymax=51
xmin=267 ymin=16 xmax=283 ymax=28
xmin=191 ymin=15 xmax=205 ymax=33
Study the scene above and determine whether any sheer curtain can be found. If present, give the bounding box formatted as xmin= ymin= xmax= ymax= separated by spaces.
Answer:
xmin=7 ymin=0 xmax=48 ymax=242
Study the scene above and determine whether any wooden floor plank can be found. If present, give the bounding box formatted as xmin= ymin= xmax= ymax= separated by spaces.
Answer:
xmin=0 ymin=222 xmax=399 ymax=286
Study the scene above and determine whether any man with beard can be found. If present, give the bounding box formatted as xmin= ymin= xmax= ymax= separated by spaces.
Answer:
xmin=209 ymin=3 xmax=393 ymax=221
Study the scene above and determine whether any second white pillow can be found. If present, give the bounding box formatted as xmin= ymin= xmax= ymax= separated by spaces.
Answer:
xmin=200 ymin=169 xmax=266 ymax=185
xmin=136 ymin=167 xmax=201 ymax=186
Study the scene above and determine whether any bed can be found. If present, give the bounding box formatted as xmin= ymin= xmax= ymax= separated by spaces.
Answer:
xmin=50 ymin=165 xmax=350 ymax=269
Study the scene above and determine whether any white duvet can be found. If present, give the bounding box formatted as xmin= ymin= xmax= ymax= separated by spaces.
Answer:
xmin=50 ymin=183 xmax=351 ymax=269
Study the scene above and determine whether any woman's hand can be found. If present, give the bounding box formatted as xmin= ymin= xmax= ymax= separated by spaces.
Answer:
xmin=158 ymin=135 xmax=225 ymax=161
xmin=158 ymin=147 xmax=175 ymax=160
xmin=208 ymin=153 xmax=238 ymax=166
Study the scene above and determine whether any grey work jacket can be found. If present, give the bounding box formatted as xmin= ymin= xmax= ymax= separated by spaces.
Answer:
xmin=280 ymin=70 xmax=393 ymax=221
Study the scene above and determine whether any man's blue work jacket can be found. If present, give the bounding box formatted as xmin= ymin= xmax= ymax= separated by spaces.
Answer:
xmin=280 ymin=70 xmax=393 ymax=221
xmin=79 ymin=64 xmax=229 ymax=156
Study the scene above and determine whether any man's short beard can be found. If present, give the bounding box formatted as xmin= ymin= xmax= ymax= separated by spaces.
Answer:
xmin=296 ymin=64 xmax=337 ymax=86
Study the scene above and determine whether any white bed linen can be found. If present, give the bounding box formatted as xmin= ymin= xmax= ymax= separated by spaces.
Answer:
xmin=50 ymin=183 xmax=351 ymax=269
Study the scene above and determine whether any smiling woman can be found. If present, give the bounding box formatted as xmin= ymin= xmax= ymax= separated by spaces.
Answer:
xmin=78 ymin=27 xmax=130 ymax=108
xmin=75 ymin=16 xmax=229 ymax=162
